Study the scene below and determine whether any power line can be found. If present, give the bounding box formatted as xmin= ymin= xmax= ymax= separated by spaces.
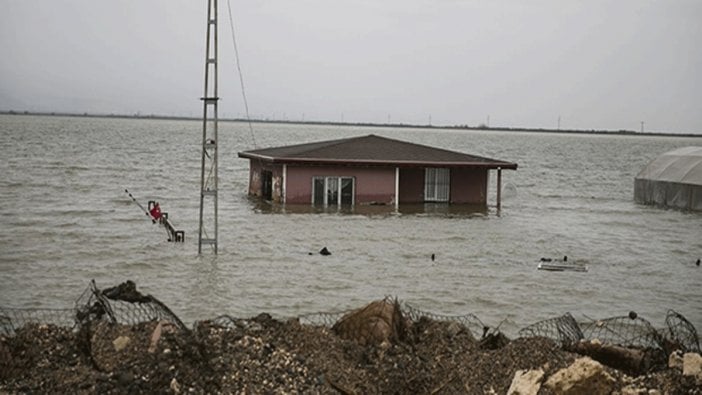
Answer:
xmin=226 ymin=0 xmax=257 ymax=148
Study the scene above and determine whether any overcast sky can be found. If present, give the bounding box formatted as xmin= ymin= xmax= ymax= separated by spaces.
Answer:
xmin=1 ymin=0 xmax=701 ymax=133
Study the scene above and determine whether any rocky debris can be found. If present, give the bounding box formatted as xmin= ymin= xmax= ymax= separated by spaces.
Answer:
xmin=683 ymin=352 xmax=702 ymax=381
xmin=668 ymin=350 xmax=684 ymax=370
xmin=619 ymin=386 xmax=663 ymax=395
xmin=148 ymin=320 xmax=177 ymax=354
xmin=506 ymin=368 xmax=544 ymax=395
xmin=544 ymin=357 xmax=616 ymax=395
xmin=1 ymin=301 xmax=701 ymax=394
xmin=112 ymin=335 xmax=130 ymax=352
xmin=567 ymin=340 xmax=661 ymax=375
xmin=617 ymin=368 xmax=700 ymax=395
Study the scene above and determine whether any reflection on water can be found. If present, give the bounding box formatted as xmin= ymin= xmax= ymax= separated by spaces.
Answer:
xmin=400 ymin=203 xmax=490 ymax=217
xmin=251 ymin=198 xmax=490 ymax=217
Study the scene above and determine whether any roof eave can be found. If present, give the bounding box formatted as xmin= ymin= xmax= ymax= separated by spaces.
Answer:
xmin=238 ymin=153 xmax=517 ymax=169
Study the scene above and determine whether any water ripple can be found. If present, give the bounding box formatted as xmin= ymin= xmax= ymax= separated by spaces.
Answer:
xmin=0 ymin=115 xmax=700 ymax=336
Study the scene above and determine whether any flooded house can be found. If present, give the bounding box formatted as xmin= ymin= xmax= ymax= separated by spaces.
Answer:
xmin=238 ymin=134 xmax=517 ymax=208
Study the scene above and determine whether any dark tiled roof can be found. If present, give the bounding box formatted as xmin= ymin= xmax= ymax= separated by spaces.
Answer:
xmin=238 ymin=134 xmax=517 ymax=169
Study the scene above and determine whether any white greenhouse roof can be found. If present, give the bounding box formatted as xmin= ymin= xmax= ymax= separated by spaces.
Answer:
xmin=635 ymin=146 xmax=702 ymax=186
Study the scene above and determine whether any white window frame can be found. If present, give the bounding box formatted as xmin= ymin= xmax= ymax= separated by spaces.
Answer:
xmin=312 ymin=176 xmax=355 ymax=206
xmin=424 ymin=168 xmax=450 ymax=202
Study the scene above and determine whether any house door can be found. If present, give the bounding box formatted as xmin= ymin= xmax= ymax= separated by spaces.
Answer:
xmin=340 ymin=178 xmax=353 ymax=205
xmin=261 ymin=170 xmax=273 ymax=201
xmin=326 ymin=177 xmax=339 ymax=205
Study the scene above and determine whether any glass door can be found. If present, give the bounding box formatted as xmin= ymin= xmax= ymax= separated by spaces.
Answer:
xmin=326 ymin=177 xmax=339 ymax=206
xmin=313 ymin=176 xmax=355 ymax=206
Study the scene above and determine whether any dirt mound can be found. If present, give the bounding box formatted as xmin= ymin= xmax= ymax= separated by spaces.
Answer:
xmin=332 ymin=298 xmax=408 ymax=346
xmin=1 ymin=308 xmax=700 ymax=394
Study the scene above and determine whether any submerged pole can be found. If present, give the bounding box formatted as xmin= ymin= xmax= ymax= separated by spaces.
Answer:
xmin=496 ymin=167 xmax=502 ymax=211
xmin=394 ymin=167 xmax=400 ymax=210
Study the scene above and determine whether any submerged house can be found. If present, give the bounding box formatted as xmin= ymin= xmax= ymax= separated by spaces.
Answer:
xmin=238 ymin=134 xmax=517 ymax=208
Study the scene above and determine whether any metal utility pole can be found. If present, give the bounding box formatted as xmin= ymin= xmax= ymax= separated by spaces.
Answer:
xmin=198 ymin=0 xmax=219 ymax=254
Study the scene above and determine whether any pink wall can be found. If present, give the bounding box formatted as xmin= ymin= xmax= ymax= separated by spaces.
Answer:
xmin=399 ymin=167 xmax=488 ymax=204
xmin=285 ymin=165 xmax=396 ymax=204
xmin=450 ymin=168 xmax=488 ymax=204
xmin=246 ymin=161 xmax=490 ymax=205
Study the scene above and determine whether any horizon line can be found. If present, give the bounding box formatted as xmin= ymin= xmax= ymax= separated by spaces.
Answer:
xmin=2 ymin=109 xmax=700 ymax=138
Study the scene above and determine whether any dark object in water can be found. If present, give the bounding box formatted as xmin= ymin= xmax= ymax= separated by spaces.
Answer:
xmin=538 ymin=263 xmax=587 ymax=272
xmin=431 ymin=253 xmax=435 ymax=262
xmin=102 ymin=280 xmax=151 ymax=303
xmin=629 ymin=311 xmax=637 ymax=320
xmin=319 ymin=247 xmax=331 ymax=256
xmin=538 ymin=256 xmax=588 ymax=272
xmin=696 ymin=258 xmax=700 ymax=266
xmin=541 ymin=256 xmax=568 ymax=262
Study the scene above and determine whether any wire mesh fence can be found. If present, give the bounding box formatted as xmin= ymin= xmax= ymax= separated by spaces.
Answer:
xmin=298 ymin=311 xmax=347 ymax=327
xmin=0 ymin=307 xmax=77 ymax=336
xmin=2 ymin=280 xmax=699 ymax=359
xmin=2 ymin=280 xmax=700 ymax=394
xmin=74 ymin=280 xmax=187 ymax=331
xmin=298 ymin=299 xmax=492 ymax=346
xmin=517 ymin=312 xmax=584 ymax=347
xmin=663 ymin=309 xmax=700 ymax=353
xmin=579 ymin=313 xmax=663 ymax=350
xmin=518 ymin=310 xmax=700 ymax=355
xmin=402 ymin=302 xmax=489 ymax=340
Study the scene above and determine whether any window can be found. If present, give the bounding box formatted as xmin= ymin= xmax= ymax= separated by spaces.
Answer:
xmin=313 ymin=177 xmax=354 ymax=206
xmin=425 ymin=168 xmax=450 ymax=202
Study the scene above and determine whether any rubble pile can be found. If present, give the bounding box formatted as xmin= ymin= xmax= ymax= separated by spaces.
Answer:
xmin=0 ymin=312 xmax=699 ymax=393
xmin=1 ymin=283 xmax=700 ymax=394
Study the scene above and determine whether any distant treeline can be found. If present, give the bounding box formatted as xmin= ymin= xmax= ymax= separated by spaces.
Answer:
xmin=2 ymin=110 xmax=700 ymax=138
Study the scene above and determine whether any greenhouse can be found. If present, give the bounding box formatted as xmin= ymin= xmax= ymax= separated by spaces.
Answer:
xmin=634 ymin=146 xmax=702 ymax=211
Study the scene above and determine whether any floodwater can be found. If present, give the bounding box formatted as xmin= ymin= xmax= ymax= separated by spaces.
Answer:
xmin=0 ymin=114 xmax=700 ymax=336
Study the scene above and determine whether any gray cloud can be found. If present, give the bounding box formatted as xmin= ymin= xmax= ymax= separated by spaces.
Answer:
xmin=1 ymin=0 xmax=700 ymax=133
